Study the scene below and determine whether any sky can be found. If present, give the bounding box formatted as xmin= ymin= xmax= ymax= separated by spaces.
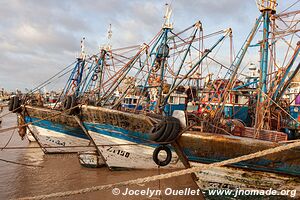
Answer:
xmin=0 ymin=0 xmax=299 ymax=91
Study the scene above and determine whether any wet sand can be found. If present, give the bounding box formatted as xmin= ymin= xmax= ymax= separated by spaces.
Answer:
xmin=0 ymin=110 xmax=200 ymax=200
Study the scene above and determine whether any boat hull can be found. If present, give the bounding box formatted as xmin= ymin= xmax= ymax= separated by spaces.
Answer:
xmin=23 ymin=106 xmax=94 ymax=153
xmin=192 ymin=163 xmax=300 ymax=198
xmin=180 ymin=132 xmax=300 ymax=176
xmin=27 ymin=123 xmax=93 ymax=153
xmin=81 ymin=105 xmax=300 ymax=176
xmin=85 ymin=123 xmax=183 ymax=169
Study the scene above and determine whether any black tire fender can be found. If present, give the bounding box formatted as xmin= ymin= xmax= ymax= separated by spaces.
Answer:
xmin=155 ymin=117 xmax=173 ymax=142
xmin=152 ymin=145 xmax=172 ymax=167
xmin=156 ymin=116 xmax=180 ymax=142
xmin=12 ymin=96 xmax=20 ymax=113
xmin=165 ymin=117 xmax=181 ymax=142
xmin=63 ymin=96 xmax=72 ymax=110
xmin=148 ymin=119 xmax=167 ymax=141
xmin=8 ymin=97 xmax=14 ymax=111
xmin=69 ymin=95 xmax=78 ymax=115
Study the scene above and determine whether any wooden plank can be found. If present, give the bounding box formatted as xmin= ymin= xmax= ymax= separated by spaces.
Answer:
xmin=73 ymin=115 xmax=109 ymax=168
xmin=171 ymin=140 xmax=205 ymax=200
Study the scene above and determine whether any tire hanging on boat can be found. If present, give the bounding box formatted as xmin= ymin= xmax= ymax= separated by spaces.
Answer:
xmin=165 ymin=117 xmax=181 ymax=141
xmin=63 ymin=95 xmax=78 ymax=115
xmin=152 ymin=145 xmax=172 ymax=166
xmin=13 ymin=96 xmax=20 ymax=113
xmin=9 ymin=96 xmax=21 ymax=113
xmin=70 ymin=95 xmax=78 ymax=115
xmin=148 ymin=119 xmax=167 ymax=141
xmin=156 ymin=116 xmax=181 ymax=142
xmin=8 ymin=97 xmax=14 ymax=111
xmin=63 ymin=96 xmax=72 ymax=110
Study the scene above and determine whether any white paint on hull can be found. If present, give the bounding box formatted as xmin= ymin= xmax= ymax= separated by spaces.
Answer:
xmin=88 ymin=130 xmax=184 ymax=169
xmin=26 ymin=129 xmax=36 ymax=142
xmin=28 ymin=125 xmax=94 ymax=153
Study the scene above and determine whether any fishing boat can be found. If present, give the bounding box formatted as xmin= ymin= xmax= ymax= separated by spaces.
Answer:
xmin=12 ymin=28 xmax=146 ymax=154
xmin=74 ymin=5 xmax=236 ymax=168
xmin=11 ymin=0 xmax=300 ymax=193
xmin=77 ymin=2 xmax=300 ymax=195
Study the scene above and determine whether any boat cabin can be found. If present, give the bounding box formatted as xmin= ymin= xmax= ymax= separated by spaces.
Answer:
xmin=164 ymin=93 xmax=187 ymax=116
xmin=121 ymin=95 xmax=143 ymax=110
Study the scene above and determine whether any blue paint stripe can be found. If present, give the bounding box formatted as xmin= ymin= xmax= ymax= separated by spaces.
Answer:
xmin=25 ymin=116 xmax=89 ymax=140
xmin=83 ymin=122 xmax=158 ymax=148
xmin=24 ymin=117 xmax=299 ymax=175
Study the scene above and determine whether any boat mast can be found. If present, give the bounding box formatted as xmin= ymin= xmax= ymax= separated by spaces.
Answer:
xmin=155 ymin=3 xmax=173 ymax=113
xmin=75 ymin=37 xmax=86 ymax=97
xmin=97 ymin=24 xmax=112 ymax=100
xmin=259 ymin=0 xmax=276 ymax=95
xmin=254 ymin=0 xmax=277 ymax=130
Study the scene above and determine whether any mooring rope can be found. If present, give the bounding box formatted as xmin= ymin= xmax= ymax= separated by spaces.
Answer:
xmin=16 ymin=140 xmax=300 ymax=200
xmin=0 ymin=158 xmax=43 ymax=168
xmin=1 ymin=128 xmax=15 ymax=150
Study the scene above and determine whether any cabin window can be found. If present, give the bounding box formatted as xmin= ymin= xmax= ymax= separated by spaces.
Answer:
xmin=239 ymin=96 xmax=248 ymax=104
xmin=133 ymin=99 xmax=137 ymax=104
xmin=235 ymin=95 xmax=239 ymax=104
xmin=169 ymin=96 xmax=174 ymax=104
xmin=180 ymin=97 xmax=186 ymax=104
xmin=129 ymin=99 xmax=132 ymax=104
xmin=227 ymin=95 xmax=230 ymax=103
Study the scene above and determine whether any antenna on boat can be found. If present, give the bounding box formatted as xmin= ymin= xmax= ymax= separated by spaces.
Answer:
xmin=105 ymin=24 xmax=112 ymax=51
xmin=163 ymin=3 xmax=173 ymax=29
xmin=80 ymin=37 xmax=86 ymax=59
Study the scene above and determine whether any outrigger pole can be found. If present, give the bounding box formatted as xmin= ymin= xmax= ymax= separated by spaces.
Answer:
xmin=213 ymin=15 xmax=263 ymax=122
xmin=272 ymin=43 xmax=300 ymax=100
xmin=169 ymin=22 xmax=201 ymax=93
xmin=163 ymin=29 xmax=231 ymax=105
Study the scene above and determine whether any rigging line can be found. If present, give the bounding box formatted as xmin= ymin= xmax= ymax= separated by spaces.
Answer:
xmin=259 ymin=88 xmax=299 ymax=124
xmin=273 ymin=19 xmax=299 ymax=35
xmin=30 ymin=61 xmax=77 ymax=93
xmin=0 ymin=143 xmax=161 ymax=150
xmin=1 ymin=128 xmax=15 ymax=151
xmin=172 ymin=29 xmax=248 ymax=77
xmin=170 ymin=30 xmax=224 ymax=49
xmin=0 ymin=111 xmax=13 ymax=119
xmin=274 ymin=29 xmax=300 ymax=38
xmin=111 ymin=52 xmax=134 ymax=60
xmin=277 ymin=16 xmax=300 ymax=39
xmin=275 ymin=10 xmax=300 ymax=18
xmin=30 ymin=51 xmax=102 ymax=95
xmin=267 ymin=42 xmax=280 ymax=70
xmin=0 ymin=158 xmax=43 ymax=168
xmin=279 ymin=36 xmax=296 ymax=51
xmin=278 ymin=0 xmax=300 ymax=15
xmin=275 ymin=18 xmax=299 ymax=32
xmin=207 ymin=36 xmax=226 ymax=66
xmin=282 ymin=23 xmax=296 ymax=68
xmin=169 ymin=23 xmax=195 ymax=36
xmin=111 ymin=45 xmax=141 ymax=52
xmin=0 ymin=104 xmax=82 ymax=134
xmin=34 ymin=66 xmax=75 ymax=94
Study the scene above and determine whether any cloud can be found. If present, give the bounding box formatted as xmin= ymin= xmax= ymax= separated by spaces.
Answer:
xmin=0 ymin=0 xmax=299 ymax=91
